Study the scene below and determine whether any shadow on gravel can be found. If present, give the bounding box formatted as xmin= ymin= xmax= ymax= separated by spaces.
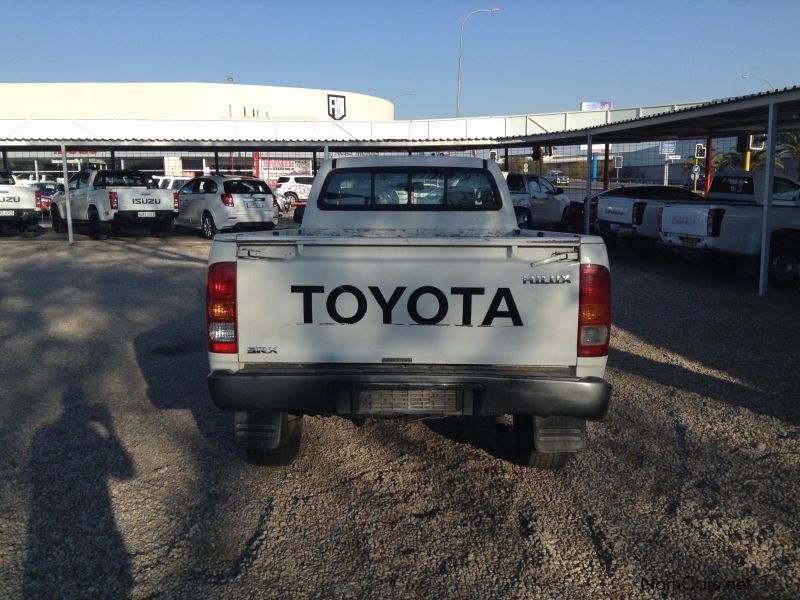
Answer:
xmin=425 ymin=416 xmax=519 ymax=464
xmin=134 ymin=313 xmax=229 ymax=439
xmin=24 ymin=385 xmax=134 ymax=599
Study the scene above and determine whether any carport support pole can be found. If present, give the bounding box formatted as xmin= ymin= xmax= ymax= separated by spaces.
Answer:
xmin=214 ymin=152 xmax=220 ymax=175
xmin=110 ymin=150 xmax=116 ymax=169
xmin=704 ymin=137 xmax=713 ymax=196
xmin=324 ymin=145 xmax=330 ymax=160
xmin=2 ymin=151 xmax=7 ymax=171
xmin=60 ymin=142 xmax=74 ymax=245
xmin=312 ymin=151 xmax=318 ymax=175
xmin=603 ymin=144 xmax=610 ymax=190
xmin=758 ymin=102 xmax=778 ymax=297
xmin=584 ymin=134 xmax=593 ymax=234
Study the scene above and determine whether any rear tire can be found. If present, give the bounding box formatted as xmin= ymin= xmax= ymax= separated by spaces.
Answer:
xmin=768 ymin=244 xmax=800 ymax=288
xmin=244 ymin=413 xmax=304 ymax=466
xmin=283 ymin=192 xmax=299 ymax=207
xmin=88 ymin=209 xmax=109 ymax=240
xmin=201 ymin=212 xmax=217 ymax=240
xmin=512 ymin=414 xmax=569 ymax=470
xmin=51 ymin=206 xmax=65 ymax=233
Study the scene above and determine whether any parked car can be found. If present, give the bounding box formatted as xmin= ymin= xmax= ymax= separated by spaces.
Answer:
xmin=561 ymin=195 xmax=599 ymax=234
xmin=505 ymin=173 xmax=570 ymax=229
xmin=175 ymin=175 xmax=278 ymax=239
xmin=156 ymin=175 xmax=191 ymax=191
xmin=275 ymin=174 xmax=315 ymax=208
xmin=545 ymin=170 xmax=570 ymax=186
xmin=32 ymin=182 xmax=58 ymax=215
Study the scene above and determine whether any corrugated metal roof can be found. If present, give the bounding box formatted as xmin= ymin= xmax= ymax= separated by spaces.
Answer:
xmin=0 ymin=87 xmax=798 ymax=148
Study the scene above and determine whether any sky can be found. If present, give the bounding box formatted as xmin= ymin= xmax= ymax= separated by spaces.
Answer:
xmin=3 ymin=0 xmax=799 ymax=120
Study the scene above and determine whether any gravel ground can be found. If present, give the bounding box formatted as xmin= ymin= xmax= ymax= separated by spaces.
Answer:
xmin=0 ymin=224 xmax=798 ymax=599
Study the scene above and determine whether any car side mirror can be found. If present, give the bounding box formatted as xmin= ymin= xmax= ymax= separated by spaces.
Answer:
xmin=56 ymin=183 xmax=65 ymax=192
xmin=513 ymin=206 xmax=529 ymax=228
xmin=293 ymin=205 xmax=305 ymax=224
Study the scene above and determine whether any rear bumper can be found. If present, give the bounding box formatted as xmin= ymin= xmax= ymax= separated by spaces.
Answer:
xmin=113 ymin=210 xmax=175 ymax=225
xmin=0 ymin=209 xmax=38 ymax=223
xmin=208 ymin=366 xmax=611 ymax=420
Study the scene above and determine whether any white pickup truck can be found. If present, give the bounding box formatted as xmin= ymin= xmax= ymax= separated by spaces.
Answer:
xmin=205 ymin=156 xmax=612 ymax=469
xmin=51 ymin=169 xmax=177 ymax=239
xmin=0 ymin=171 xmax=40 ymax=233
xmin=660 ymin=170 xmax=800 ymax=286
xmin=505 ymin=172 xmax=571 ymax=230
xmin=595 ymin=184 xmax=705 ymax=249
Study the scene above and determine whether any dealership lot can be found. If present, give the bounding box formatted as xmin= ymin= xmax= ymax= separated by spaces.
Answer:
xmin=0 ymin=231 xmax=798 ymax=598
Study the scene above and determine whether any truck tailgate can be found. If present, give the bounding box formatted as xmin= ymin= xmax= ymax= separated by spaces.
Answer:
xmin=234 ymin=238 xmax=581 ymax=367
xmin=597 ymin=196 xmax=633 ymax=225
xmin=115 ymin=188 xmax=173 ymax=211
xmin=661 ymin=204 xmax=710 ymax=236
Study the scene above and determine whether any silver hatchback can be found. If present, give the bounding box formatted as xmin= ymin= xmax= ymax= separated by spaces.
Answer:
xmin=175 ymin=175 xmax=279 ymax=239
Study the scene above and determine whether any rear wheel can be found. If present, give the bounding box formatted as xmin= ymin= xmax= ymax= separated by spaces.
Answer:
xmin=244 ymin=413 xmax=304 ymax=467
xmin=51 ymin=206 xmax=65 ymax=233
xmin=512 ymin=414 xmax=569 ymax=470
xmin=88 ymin=209 xmax=109 ymax=240
xmin=283 ymin=192 xmax=299 ymax=207
xmin=768 ymin=244 xmax=800 ymax=288
xmin=201 ymin=212 xmax=217 ymax=240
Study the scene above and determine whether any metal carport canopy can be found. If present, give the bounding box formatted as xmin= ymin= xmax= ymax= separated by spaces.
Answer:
xmin=507 ymin=86 xmax=800 ymax=146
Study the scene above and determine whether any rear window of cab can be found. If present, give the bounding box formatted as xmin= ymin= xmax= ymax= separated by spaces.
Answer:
xmin=319 ymin=168 xmax=501 ymax=210
xmin=223 ymin=179 xmax=272 ymax=194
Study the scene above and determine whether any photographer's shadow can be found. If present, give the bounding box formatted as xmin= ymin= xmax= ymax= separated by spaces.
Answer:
xmin=24 ymin=386 xmax=134 ymax=599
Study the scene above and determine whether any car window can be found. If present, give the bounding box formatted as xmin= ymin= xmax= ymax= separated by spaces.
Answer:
xmin=506 ymin=174 xmax=524 ymax=192
xmin=94 ymin=171 xmax=151 ymax=188
xmin=224 ymin=179 xmax=271 ymax=194
xmin=0 ymin=172 xmax=13 ymax=185
xmin=774 ymin=177 xmax=800 ymax=201
xmin=277 ymin=177 xmax=290 ymax=184
xmin=536 ymin=177 xmax=555 ymax=194
xmin=170 ymin=178 xmax=189 ymax=190
xmin=179 ymin=180 xmax=199 ymax=194
xmin=527 ymin=178 xmax=542 ymax=193
xmin=198 ymin=179 xmax=219 ymax=194
xmin=320 ymin=169 xmax=500 ymax=210
xmin=297 ymin=176 xmax=314 ymax=185
xmin=710 ymin=176 xmax=754 ymax=195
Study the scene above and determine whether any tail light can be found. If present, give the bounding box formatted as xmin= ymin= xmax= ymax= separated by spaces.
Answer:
xmin=657 ymin=207 xmax=664 ymax=230
xmin=221 ymin=193 xmax=235 ymax=207
xmin=632 ymin=201 xmax=646 ymax=226
xmin=706 ymin=208 xmax=725 ymax=237
xmin=35 ymin=191 xmax=43 ymax=209
xmin=207 ymin=262 xmax=237 ymax=353
xmin=108 ymin=191 xmax=118 ymax=210
xmin=173 ymin=192 xmax=180 ymax=209
xmin=578 ymin=264 xmax=611 ymax=358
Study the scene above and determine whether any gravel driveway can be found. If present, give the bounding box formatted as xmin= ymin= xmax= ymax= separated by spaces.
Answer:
xmin=0 ymin=227 xmax=798 ymax=598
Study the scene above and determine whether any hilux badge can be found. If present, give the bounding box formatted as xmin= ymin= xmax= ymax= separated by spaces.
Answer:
xmin=523 ymin=274 xmax=571 ymax=284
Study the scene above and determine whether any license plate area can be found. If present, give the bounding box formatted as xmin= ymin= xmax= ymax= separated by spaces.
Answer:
xmin=338 ymin=384 xmax=472 ymax=416
xmin=0 ymin=210 xmax=15 ymax=216
xmin=137 ymin=211 xmax=156 ymax=218
xmin=244 ymin=201 xmax=264 ymax=208
xmin=679 ymin=235 xmax=700 ymax=247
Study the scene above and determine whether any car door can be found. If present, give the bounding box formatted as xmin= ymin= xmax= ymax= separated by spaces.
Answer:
xmin=197 ymin=178 xmax=220 ymax=225
xmin=176 ymin=179 xmax=199 ymax=226
xmin=68 ymin=171 xmax=91 ymax=220
xmin=526 ymin=176 xmax=560 ymax=225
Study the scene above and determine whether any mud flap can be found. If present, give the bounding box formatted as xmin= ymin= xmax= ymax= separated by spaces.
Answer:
xmin=534 ymin=415 xmax=586 ymax=453
xmin=234 ymin=411 xmax=283 ymax=449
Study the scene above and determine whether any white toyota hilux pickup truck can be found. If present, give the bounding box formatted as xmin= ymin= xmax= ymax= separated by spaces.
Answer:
xmin=660 ymin=170 xmax=800 ymax=286
xmin=51 ymin=169 xmax=177 ymax=239
xmin=0 ymin=171 xmax=40 ymax=234
xmin=206 ymin=156 xmax=612 ymax=469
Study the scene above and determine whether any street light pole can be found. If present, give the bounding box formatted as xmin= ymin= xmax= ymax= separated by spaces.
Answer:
xmin=456 ymin=7 xmax=499 ymax=117
xmin=741 ymin=74 xmax=776 ymax=91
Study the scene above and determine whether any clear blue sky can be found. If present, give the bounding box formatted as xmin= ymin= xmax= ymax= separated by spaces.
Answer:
xmin=4 ymin=0 xmax=799 ymax=120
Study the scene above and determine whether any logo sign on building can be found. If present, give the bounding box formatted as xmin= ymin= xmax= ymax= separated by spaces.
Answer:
xmin=327 ymin=94 xmax=346 ymax=120
xmin=580 ymin=101 xmax=613 ymax=111
xmin=659 ymin=141 xmax=677 ymax=155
